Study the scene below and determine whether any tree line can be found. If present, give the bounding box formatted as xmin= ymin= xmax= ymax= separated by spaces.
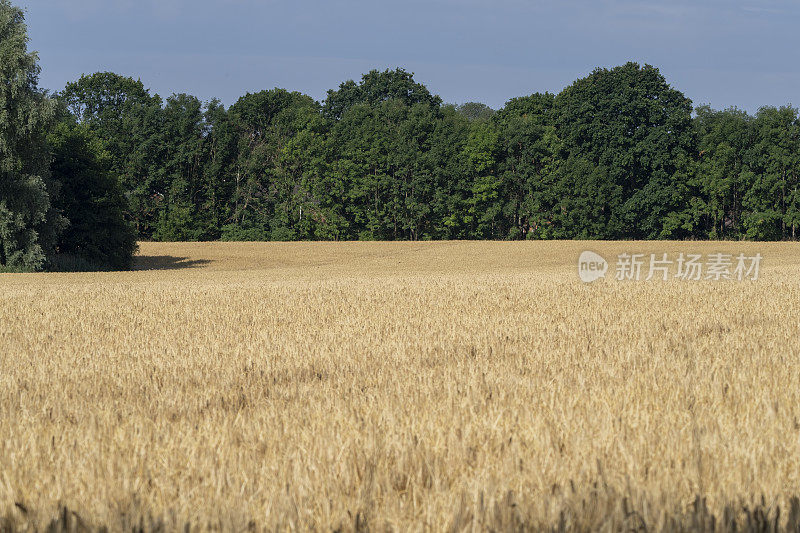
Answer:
xmin=2 ymin=0 xmax=799 ymax=272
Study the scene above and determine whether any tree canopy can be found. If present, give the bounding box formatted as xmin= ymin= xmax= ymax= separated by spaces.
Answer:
xmin=0 ymin=0 xmax=60 ymax=271
xmin=1 ymin=2 xmax=137 ymax=271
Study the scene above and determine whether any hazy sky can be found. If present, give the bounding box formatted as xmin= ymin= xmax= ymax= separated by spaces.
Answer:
xmin=18 ymin=0 xmax=800 ymax=112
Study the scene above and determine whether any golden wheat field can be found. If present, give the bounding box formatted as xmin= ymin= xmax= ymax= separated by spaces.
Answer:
xmin=1 ymin=241 xmax=800 ymax=532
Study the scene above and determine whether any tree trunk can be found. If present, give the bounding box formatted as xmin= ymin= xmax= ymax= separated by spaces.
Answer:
xmin=782 ymin=171 xmax=787 ymax=239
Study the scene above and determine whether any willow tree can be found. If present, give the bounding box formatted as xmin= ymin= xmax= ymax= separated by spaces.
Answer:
xmin=0 ymin=0 xmax=59 ymax=271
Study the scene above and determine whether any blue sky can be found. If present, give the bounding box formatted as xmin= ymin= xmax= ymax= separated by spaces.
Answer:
xmin=19 ymin=0 xmax=800 ymax=112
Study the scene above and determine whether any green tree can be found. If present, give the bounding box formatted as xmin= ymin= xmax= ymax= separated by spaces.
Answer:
xmin=224 ymin=89 xmax=323 ymax=241
xmin=693 ymin=106 xmax=754 ymax=239
xmin=153 ymin=93 xmax=216 ymax=241
xmin=59 ymin=72 xmax=164 ymax=237
xmin=547 ymin=157 xmax=617 ymax=239
xmin=0 ymin=0 xmax=61 ymax=271
xmin=324 ymin=70 xmax=446 ymax=240
xmin=462 ymin=121 xmax=503 ymax=238
xmin=742 ymin=106 xmax=800 ymax=240
xmin=494 ymin=93 xmax=560 ymax=239
xmin=48 ymin=121 xmax=138 ymax=270
xmin=199 ymin=100 xmax=238 ymax=239
xmin=553 ymin=63 xmax=696 ymax=239
xmin=329 ymin=99 xmax=442 ymax=240
xmin=426 ymin=105 xmax=471 ymax=239
xmin=323 ymin=68 xmax=442 ymax=120
xmin=452 ymin=102 xmax=495 ymax=122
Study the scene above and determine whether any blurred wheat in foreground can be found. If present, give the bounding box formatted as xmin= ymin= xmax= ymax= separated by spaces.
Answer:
xmin=1 ymin=241 xmax=800 ymax=532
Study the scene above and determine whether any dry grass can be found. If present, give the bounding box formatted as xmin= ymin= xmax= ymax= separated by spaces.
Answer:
xmin=1 ymin=241 xmax=800 ymax=532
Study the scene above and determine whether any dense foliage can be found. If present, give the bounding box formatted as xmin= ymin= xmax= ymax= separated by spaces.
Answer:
xmin=56 ymin=64 xmax=800 ymax=246
xmin=0 ymin=0 xmax=60 ymax=271
xmin=47 ymin=120 xmax=138 ymax=270
xmin=0 ymin=1 xmax=135 ymax=271
xmin=3 ymin=1 xmax=800 ymax=272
